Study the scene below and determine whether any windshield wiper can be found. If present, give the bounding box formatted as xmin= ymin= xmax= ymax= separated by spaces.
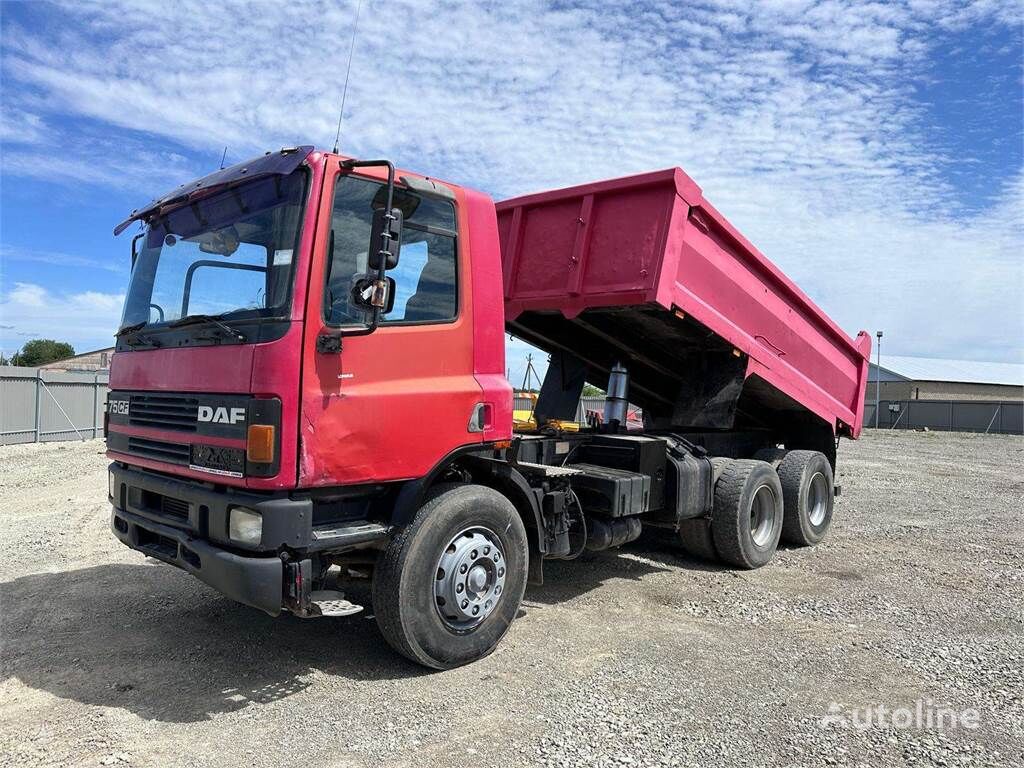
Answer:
xmin=115 ymin=321 xmax=163 ymax=348
xmin=169 ymin=314 xmax=247 ymax=342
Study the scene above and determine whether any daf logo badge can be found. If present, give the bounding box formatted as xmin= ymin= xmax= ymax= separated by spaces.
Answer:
xmin=197 ymin=406 xmax=246 ymax=425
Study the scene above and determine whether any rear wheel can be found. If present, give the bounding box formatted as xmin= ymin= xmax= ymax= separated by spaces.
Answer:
xmin=372 ymin=484 xmax=528 ymax=669
xmin=711 ymin=459 xmax=783 ymax=569
xmin=777 ymin=450 xmax=834 ymax=546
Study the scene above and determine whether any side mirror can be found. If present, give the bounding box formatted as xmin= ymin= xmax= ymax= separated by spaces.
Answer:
xmin=367 ymin=207 xmax=403 ymax=271
xmin=351 ymin=275 xmax=396 ymax=315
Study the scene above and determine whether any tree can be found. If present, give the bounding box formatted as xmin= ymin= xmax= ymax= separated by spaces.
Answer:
xmin=582 ymin=383 xmax=605 ymax=397
xmin=10 ymin=339 xmax=75 ymax=367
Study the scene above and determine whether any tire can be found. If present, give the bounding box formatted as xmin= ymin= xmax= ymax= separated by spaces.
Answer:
xmin=711 ymin=459 xmax=783 ymax=569
xmin=372 ymin=483 xmax=529 ymax=669
xmin=676 ymin=517 xmax=718 ymax=562
xmin=777 ymin=450 xmax=834 ymax=546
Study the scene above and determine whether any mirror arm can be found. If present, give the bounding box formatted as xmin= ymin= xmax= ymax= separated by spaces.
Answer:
xmin=338 ymin=158 xmax=397 ymax=337
xmin=130 ymin=232 xmax=145 ymax=269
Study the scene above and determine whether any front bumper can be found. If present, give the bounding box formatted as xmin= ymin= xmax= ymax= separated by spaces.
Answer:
xmin=111 ymin=508 xmax=284 ymax=615
xmin=107 ymin=462 xmax=315 ymax=551
xmin=108 ymin=462 xmax=391 ymax=616
xmin=107 ymin=461 xmax=309 ymax=616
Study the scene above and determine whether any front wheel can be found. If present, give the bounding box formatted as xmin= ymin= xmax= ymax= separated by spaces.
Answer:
xmin=372 ymin=484 xmax=529 ymax=669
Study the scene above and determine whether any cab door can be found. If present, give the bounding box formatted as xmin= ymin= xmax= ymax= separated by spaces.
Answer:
xmin=298 ymin=165 xmax=484 ymax=487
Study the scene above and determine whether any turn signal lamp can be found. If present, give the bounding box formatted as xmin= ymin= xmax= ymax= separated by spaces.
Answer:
xmin=246 ymin=424 xmax=276 ymax=463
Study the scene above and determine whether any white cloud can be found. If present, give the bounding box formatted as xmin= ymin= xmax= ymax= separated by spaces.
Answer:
xmin=0 ymin=244 xmax=126 ymax=273
xmin=0 ymin=131 xmax=203 ymax=192
xmin=8 ymin=282 xmax=47 ymax=308
xmin=0 ymin=0 xmax=1020 ymax=372
xmin=0 ymin=105 xmax=50 ymax=145
xmin=0 ymin=282 xmax=123 ymax=358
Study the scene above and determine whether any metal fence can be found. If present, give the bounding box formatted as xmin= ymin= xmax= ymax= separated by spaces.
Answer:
xmin=1 ymin=366 xmax=109 ymax=445
xmin=863 ymin=399 xmax=1023 ymax=435
xmin=528 ymin=395 xmax=1019 ymax=435
xmin=3 ymin=379 xmax=616 ymax=445
xmin=8 ymin=371 xmax=1014 ymax=444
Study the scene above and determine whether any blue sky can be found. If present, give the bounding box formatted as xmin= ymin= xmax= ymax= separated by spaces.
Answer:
xmin=1 ymin=0 xmax=1021 ymax=384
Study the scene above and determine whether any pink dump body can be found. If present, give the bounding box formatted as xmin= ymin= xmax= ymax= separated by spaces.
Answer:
xmin=497 ymin=168 xmax=871 ymax=438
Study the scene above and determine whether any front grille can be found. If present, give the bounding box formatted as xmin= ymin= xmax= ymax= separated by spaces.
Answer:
xmin=129 ymin=393 xmax=199 ymax=432
xmin=127 ymin=436 xmax=191 ymax=465
xmin=160 ymin=495 xmax=190 ymax=520
xmin=136 ymin=489 xmax=190 ymax=521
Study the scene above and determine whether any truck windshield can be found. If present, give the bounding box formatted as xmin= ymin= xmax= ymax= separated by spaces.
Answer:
xmin=120 ymin=170 xmax=307 ymax=335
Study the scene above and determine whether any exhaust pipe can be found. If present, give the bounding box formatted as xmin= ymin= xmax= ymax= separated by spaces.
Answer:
xmin=603 ymin=362 xmax=629 ymax=426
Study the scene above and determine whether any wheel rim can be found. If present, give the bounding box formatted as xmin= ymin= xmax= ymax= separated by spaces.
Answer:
xmin=434 ymin=526 xmax=506 ymax=631
xmin=749 ymin=484 xmax=777 ymax=547
xmin=807 ymin=471 xmax=829 ymax=526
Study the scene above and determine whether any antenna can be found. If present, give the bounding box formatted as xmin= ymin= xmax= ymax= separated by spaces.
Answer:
xmin=219 ymin=146 xmax=228 ymax=169
xmin=332 ymin=0 xmax=364 ymax=154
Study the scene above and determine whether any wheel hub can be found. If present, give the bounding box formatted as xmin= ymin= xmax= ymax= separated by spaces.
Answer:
xmin=434 ymin=527 xmax=506 ymax=630
xmin=808 ymin=471 xmax=828 ymax=526
xmin=749 ymin=484 xmax=778 ymax=548
xmin=467 ymin=565 xmax=488 ymax=593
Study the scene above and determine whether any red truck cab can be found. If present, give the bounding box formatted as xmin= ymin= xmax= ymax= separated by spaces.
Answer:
xmin=107 ymin=146 xmax=867 ymax=668
xmin=109 ymin=147 xmax=510 ymax=488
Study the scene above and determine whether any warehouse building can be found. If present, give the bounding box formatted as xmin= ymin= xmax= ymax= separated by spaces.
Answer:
xmin=866 ymin=355 xmax=1023 ymax=402
xmin=38 ymin=347 xmax=115 ymax=373
xmin=863 ymin=355 xmax=1022 ymax=434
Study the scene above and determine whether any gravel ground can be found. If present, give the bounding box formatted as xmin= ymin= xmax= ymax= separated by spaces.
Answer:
xmin=1 ymin=430 xmax=1021 ymax=768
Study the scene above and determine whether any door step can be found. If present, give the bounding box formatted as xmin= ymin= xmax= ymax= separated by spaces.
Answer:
xmin=304 ymin=590 xmax=364 ymax=617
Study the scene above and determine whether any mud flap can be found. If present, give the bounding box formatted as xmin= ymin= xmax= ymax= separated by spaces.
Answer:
xmin=677 ymin=517 xmax=718 ymax=562
xmin=527 ymin=539 xmax=544 ymax=586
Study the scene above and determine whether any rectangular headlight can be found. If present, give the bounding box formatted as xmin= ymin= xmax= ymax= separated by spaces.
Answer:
xmin=229 ymin=507 xmax=263 ymax=546
xmin=108 ymin=470 xmax=116 ymax=500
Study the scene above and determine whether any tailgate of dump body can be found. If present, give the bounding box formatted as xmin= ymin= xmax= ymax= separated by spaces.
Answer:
xmin=496 ymin=168 xmax=871 ymax=438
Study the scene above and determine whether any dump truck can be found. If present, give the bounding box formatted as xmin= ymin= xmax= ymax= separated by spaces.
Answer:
xmin=106 ymin=146 xmax=870 ymax=668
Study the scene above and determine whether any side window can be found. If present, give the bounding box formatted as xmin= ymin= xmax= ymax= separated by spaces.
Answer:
xmin=324 ymin=176 xmax=458 ymax=326
xmin=386 ymin=233 xmax=456 ymax=321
